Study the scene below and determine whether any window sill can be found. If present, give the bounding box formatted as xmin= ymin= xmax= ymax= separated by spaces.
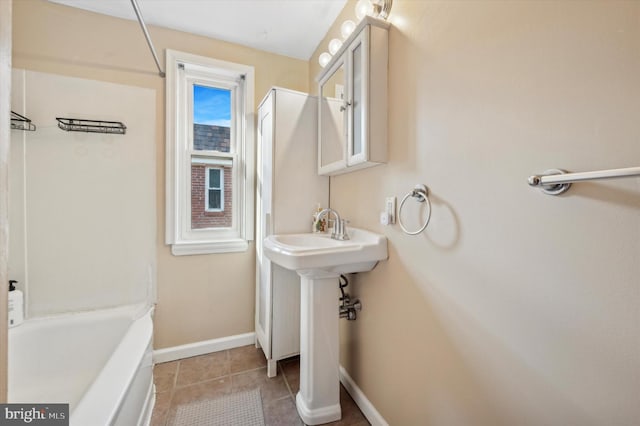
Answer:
xmin=170 ymin=239 xmax=249 ymax=256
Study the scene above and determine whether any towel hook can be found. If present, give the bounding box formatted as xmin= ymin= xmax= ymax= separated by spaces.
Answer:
xmin=398 ymin=184 xmax=432 ymax=235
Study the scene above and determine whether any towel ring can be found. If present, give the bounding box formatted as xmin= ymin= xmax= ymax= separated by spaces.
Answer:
xmin=398 ymin=184 xmax=432 ymax=235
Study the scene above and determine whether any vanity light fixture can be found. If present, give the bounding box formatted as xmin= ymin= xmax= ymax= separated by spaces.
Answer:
xmin=356 ymin=0 xmax=393 ymax=21
xmin=371 ymin=0 xmax=394 ymax=20
xmin=319 ymin=0 xmax=392 ymax=68
xmin=340 ymin=20 xmax=356 ymax=39
xmin=328 ymin=38 xmax=343 ymax=55
xmin=355 ymin=0 xmax=373 ymax=20
xmin=319 ymin=52 xmax=332 ymax=68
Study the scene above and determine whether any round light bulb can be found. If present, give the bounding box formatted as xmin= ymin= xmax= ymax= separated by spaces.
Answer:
xmin=328 ymin=38 xmax=342 ymax=55
xmin=355 ymin=0 xmax=373 ymax=21
xmin=340 ymin=20 xmax=356 ymax=39
xmin=318 ymin=52 xmax=332 ymax=68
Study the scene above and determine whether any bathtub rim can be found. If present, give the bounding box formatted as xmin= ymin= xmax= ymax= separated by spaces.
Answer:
xmin=9 ymin=301 xmax=152 ymax=330
xmin=70 ymin=304 xmax=154 ymax=426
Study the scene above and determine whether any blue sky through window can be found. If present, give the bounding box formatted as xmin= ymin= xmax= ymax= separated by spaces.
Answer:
xmin=193 ymin=85 xmax=231 ymax=127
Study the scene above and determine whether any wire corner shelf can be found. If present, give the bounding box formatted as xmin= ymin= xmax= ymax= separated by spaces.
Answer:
xmin=56 ymin=118 xmax=127 ymax=135
xmin=10 ymin=111 xmax=36 ymax=132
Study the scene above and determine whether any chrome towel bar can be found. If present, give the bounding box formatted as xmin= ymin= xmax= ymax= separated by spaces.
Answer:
xmin=528 ymin=166 xmax=640 ymax=195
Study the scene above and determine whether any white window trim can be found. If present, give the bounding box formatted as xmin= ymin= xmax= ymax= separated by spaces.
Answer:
xmin=205 ymin=167 xmax=224 ymax=212
xmin=166 ymin=49 xmax=255 ymax=255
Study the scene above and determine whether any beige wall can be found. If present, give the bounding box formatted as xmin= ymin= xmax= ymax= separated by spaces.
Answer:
xmin=12 ymin=0 xmax=308 ymax=348
xmin=312 ymin=1 xmax=640 ymax=425
xmin=9 ymin=1 xmax=640 ymax=423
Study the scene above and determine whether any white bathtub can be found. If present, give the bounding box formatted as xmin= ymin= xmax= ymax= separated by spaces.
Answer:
xmin=8 ymin=303 xmax=155 ymax=426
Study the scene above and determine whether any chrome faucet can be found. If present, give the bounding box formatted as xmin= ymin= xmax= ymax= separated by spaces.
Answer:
xmin=317 ymin=208 xmax=349 ymax=241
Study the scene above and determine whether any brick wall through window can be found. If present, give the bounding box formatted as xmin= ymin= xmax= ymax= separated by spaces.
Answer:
xmin=191 ymin=164 xmax=232 ymax=229
xmin=191 ymin=124 xmax=233 ymax=229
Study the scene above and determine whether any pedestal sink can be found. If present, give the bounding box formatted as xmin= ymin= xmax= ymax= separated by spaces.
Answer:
xmin=263 ymin=228 xmax=388 ymax=425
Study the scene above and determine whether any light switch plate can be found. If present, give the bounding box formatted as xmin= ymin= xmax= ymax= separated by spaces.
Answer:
xmin=385 ymin=197 xmax=396 ymax=224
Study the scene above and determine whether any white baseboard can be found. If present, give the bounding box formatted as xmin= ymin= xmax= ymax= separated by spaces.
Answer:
xmin=339 ymin=365 xmax=389 ymax=426
xmin=153 ymin=332 xmax=255 ymax=363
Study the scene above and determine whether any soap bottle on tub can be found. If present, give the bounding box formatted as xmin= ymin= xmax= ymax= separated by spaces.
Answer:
xmin=8 ymin=280 xmax=24 ymax=328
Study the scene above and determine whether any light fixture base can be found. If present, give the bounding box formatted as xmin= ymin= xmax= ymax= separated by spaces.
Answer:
xmin=372 ymin=0 xmax=393 ymax=20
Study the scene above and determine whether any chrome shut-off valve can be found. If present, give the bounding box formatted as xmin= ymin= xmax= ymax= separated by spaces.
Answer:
xmin=339 ymin=274 xmax=361 ymax=321
xmin=340 ymin=297 xmax=362 ymax=321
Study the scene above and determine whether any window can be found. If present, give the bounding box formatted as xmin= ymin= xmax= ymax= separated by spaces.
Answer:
xmin=206 ymin=168 xmax=224 ymax=212
xmin=166 ymin=50 xmax=255 ymax=255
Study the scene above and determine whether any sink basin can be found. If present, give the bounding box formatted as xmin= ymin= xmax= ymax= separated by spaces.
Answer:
xmin=263 ymin=227 xmax=388 ymax=274
xmin=263 ymin=227 xmax=387 ymax=425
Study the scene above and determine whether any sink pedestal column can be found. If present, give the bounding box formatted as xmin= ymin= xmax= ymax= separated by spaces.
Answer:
xmin=295 ymin=271 xmax=342 ymax=425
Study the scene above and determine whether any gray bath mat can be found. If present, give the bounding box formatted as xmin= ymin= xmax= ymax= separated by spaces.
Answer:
xmin=173 ymin=388 xmax=265 ymax=426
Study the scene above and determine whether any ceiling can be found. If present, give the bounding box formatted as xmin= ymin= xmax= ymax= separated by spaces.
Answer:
xmin=48 ymin=0 xmax=348 ymax=60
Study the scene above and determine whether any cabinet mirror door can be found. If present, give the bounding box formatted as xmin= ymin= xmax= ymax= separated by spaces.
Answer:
xmin=319 ymin=58 xmax=347 ymax=174
xmin=348 ymin=30 xmax=367 ymax=166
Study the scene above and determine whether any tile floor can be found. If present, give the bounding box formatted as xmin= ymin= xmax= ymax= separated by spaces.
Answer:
xmin=151 ymin=345 xmax=369 ymax=426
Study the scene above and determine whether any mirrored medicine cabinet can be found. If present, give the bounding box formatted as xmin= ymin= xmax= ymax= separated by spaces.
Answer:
xmin=317 ymin=16 xmax=389 ymax=176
